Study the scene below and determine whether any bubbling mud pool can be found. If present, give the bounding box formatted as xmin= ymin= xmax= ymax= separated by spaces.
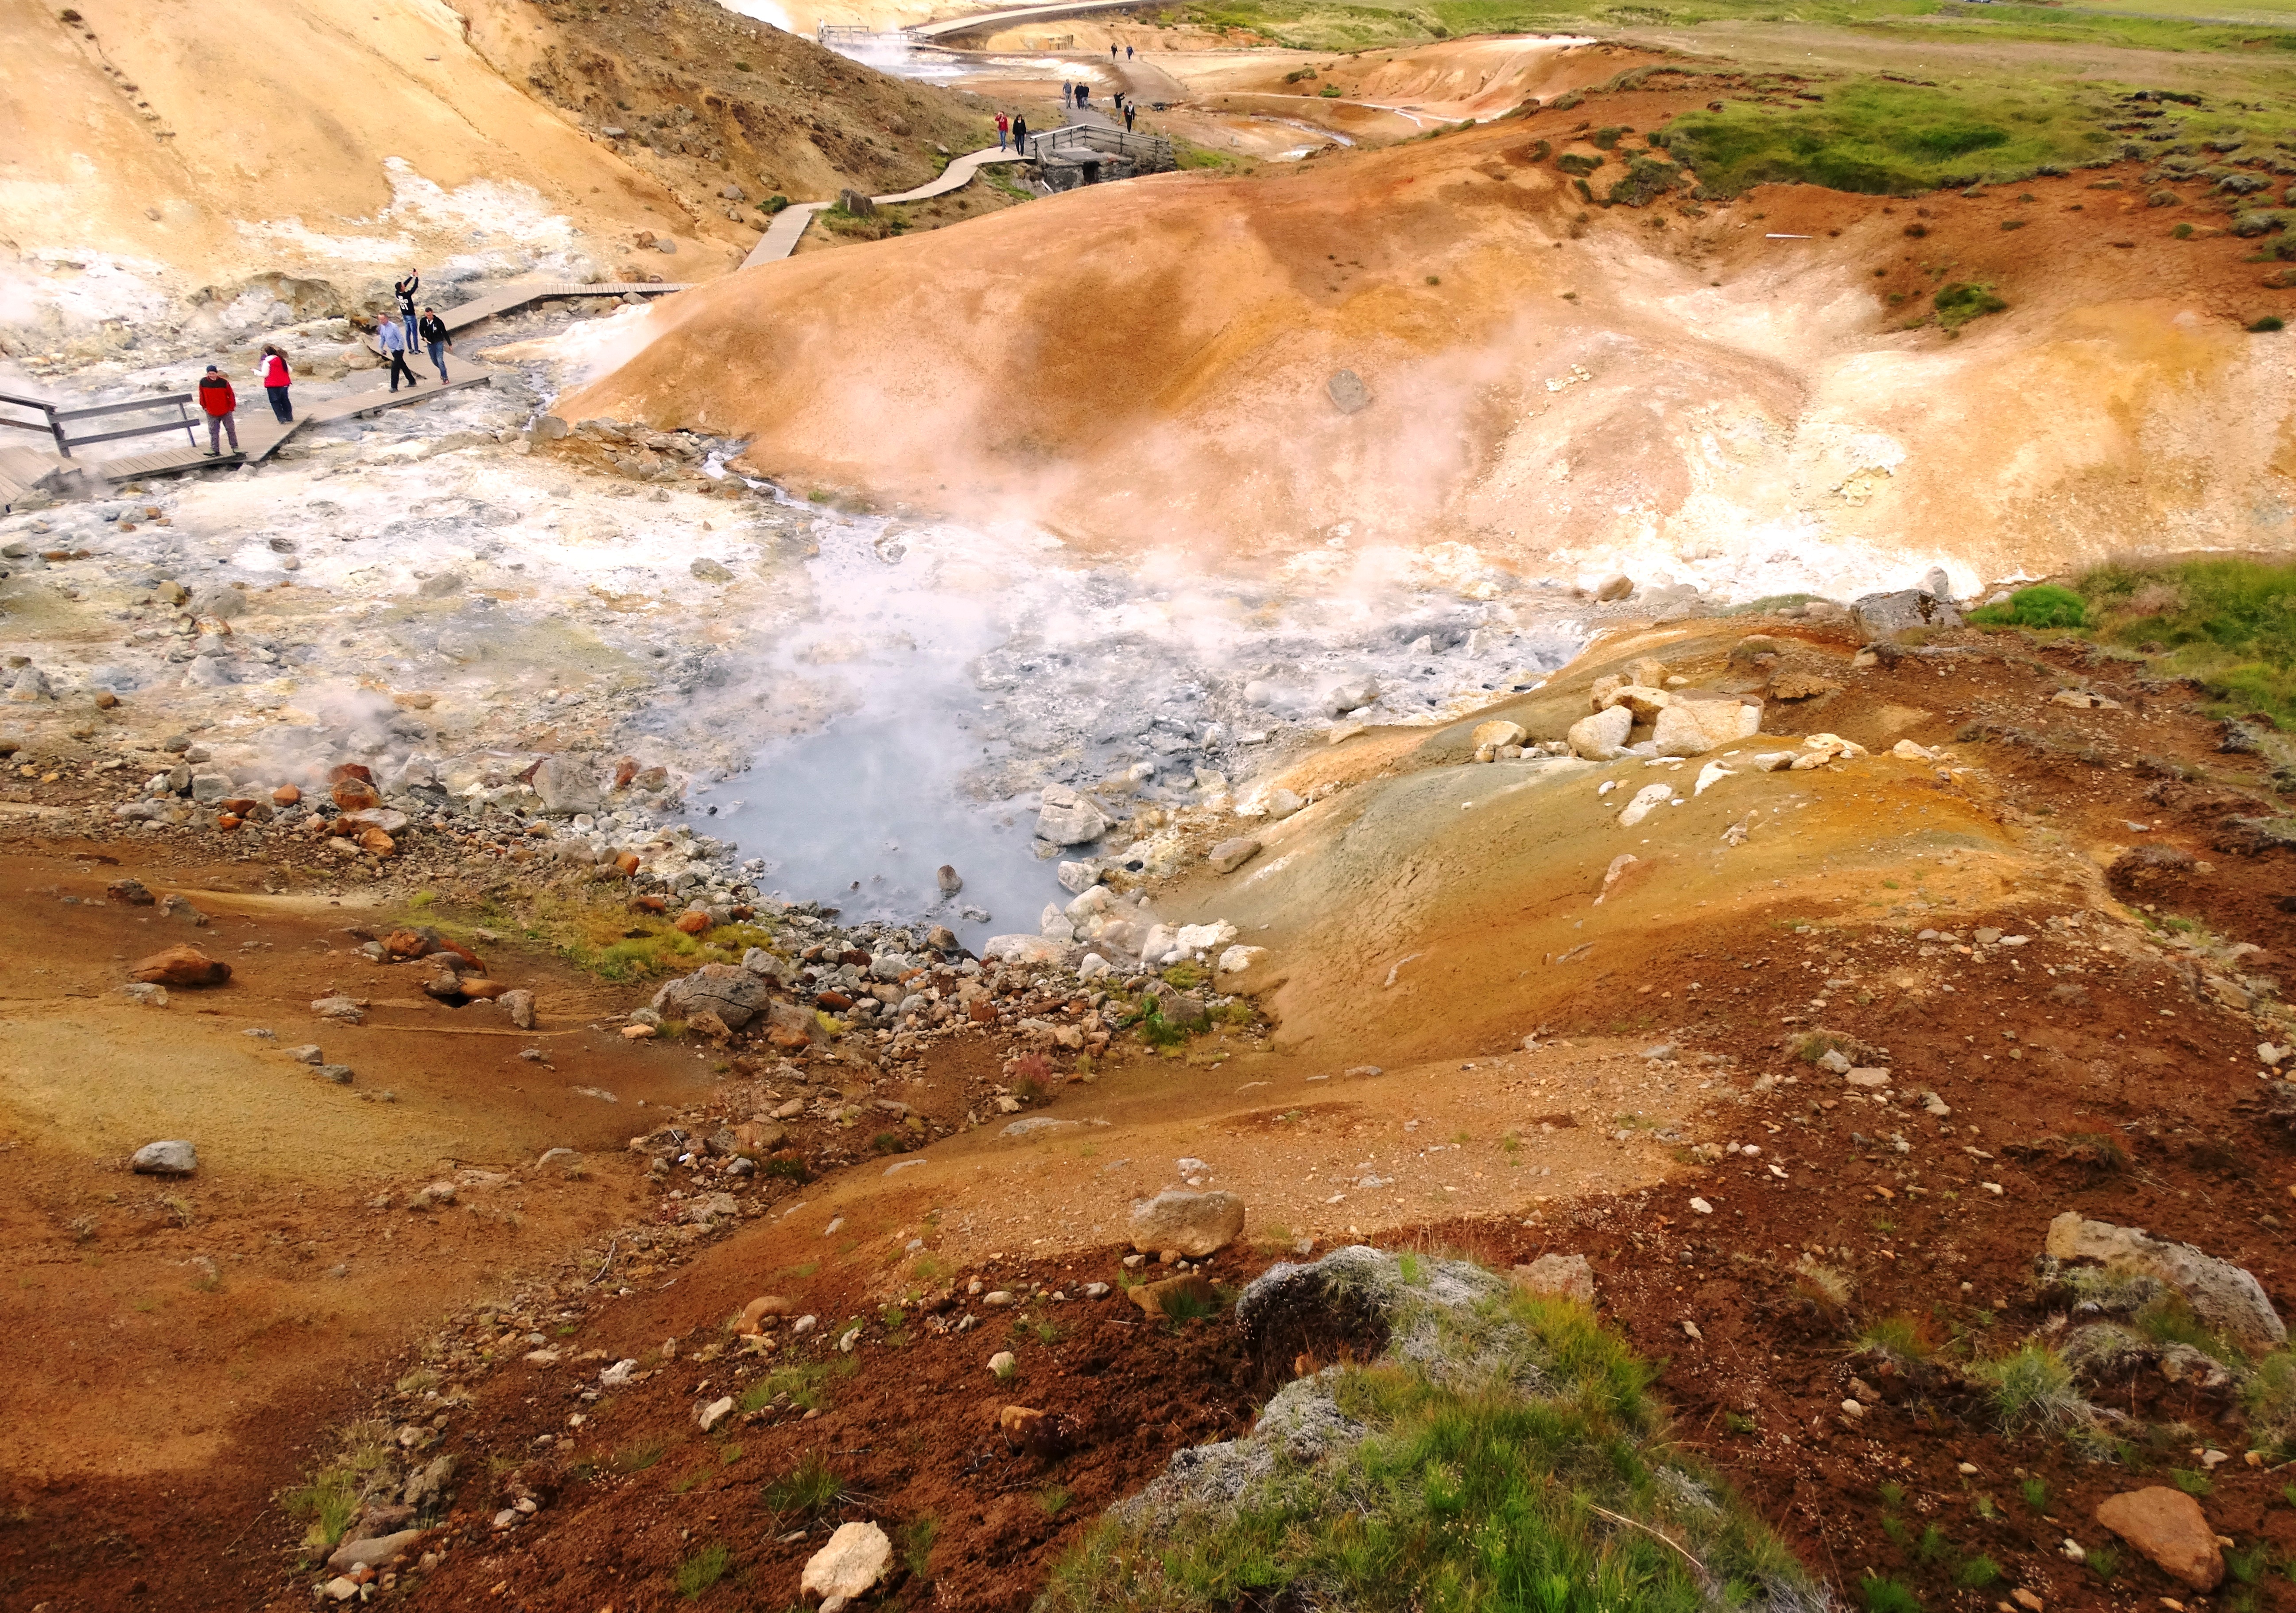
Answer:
xmin=691 ymin=508 xmax=1585 ymax=946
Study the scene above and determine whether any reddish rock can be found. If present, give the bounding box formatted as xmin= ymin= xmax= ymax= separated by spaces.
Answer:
xmin=1130 ymin=1272 xmax=1218 ymax=1319
xmin=132 ymin=945 xmax=230 ymax=988
xmin=613 ymin=851 xmax=641 ymax=877
xmin=675 ymin=911 xmax=711 ymax=935
xmin=272 ymin=783 xmax=301 ymax=807
xmin=459 ymin=978 xmax=508 ymax=1000
xmin=217 ymin=797 xmax=259 ymax=815
xmin=816 ymin=989 xmax=855 ymax=1011
xmin=332 ymin=779 xmax=381 ymax=811
xmin=729 ymin=904 xmax=754 ymax=921
xmin=736 ymin=1295 xmax=791 ymax=1334
xmin=216 ymin=813 xmax=243 ymax=831
xmin=613 ymin=756 xmax=639 ymax=789
xmin=2095 ymin=1488 xmax=2223 ymax=1591
xmin=383 ymin=929 xmax=434 ymax=960
xmin=969 ymin=999 xmax=998 ymax=1024
xmin=327 ymin=762 xmax=374 ymax=785
xmin=633 ymin=894 xmax=667 ymax=913
xmin=93 ymin=690 xmax=119 ymax=710
xmin=688 ymin=1008 xmax=732 ymax=1042
xmin=358 ymin=827 xmax=395 ymax=857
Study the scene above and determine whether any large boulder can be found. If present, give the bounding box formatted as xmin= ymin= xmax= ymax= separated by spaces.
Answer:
xmin=1036 ymin=784 xmax=1107 ymax=846
xmin=2045 ymin=1212 xmax=2285 ymax=1350
xmin=1566 ymin=704 xmax=1633 ymax=761
xmin=1850 ymin=589 xmax=1963 ymax=641
xmin=1129 ymin=1189 xmax=1245 ymax=1256
xmin=800 ymin=1520 xmax=892 ymax=1612
xmin=1597 ymin=684 xmax=1671 ymax=720
xmin=2094 ymin=1488 xmax=2223 ymax=1591
xmin=132 ymin=945 xmax=230 ymax=987
xmin=1511 ymin=1253 xmax=1597 ymax=1306
xmin=132 ymin=1139 xmax=197 ymax=1176
xmin=652 ymin=963 xmax=771 ymax=1030
xmin=532 ymin=756 xmax=602 ymax=816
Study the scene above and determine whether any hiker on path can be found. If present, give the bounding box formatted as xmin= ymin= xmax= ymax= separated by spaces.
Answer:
xmin=1109 ymin=42 xmax=1117 ymax=58
xmin=378 ymin=313 xmax=417 ymax=393
xmin=1059 ymin=81 xmax=1070 ymax=106
xmin=1076 ymin=82 xmax=1089 ymax=106
xmin=1126 ymin=43 xmax=1133 ymax=58
xmin=392 ymin=271 xmax=420 ymax=351
xmin=197 ymin=364 xmax=239 ymax=456
xmin=1012 ymin=113 xmax=1028 ymax=152
xmin=418 ymin=307 xmax=451 ymax=382
xmin=1125 ymin=103 xmax=1136 ymax=131
xmin=996 ymin=110 xmax=1010 ymax=150
xmin=258 ymin=344 xmax=293 ymax=423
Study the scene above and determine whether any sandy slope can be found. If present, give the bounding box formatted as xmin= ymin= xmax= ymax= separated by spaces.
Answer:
xmin=559 ymin=91 xmax=2296 ymax=595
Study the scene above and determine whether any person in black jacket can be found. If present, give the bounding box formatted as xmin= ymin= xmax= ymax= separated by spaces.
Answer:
xmin=418 ymin=308 xmax=451 ymax=382
xmin=1012 ymin=113 xmax=1028 ymax=155
xmin=393 ymin=271 xmax=420 ymax=352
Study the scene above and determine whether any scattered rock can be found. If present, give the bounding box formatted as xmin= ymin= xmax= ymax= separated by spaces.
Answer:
xmin=987 ymin=1349 xmax=1016 ymax=1376
xmin=132 ymin=1139 xmax=197 ymax=1176
xmin=1326 ymin=369 xmax=1372 ymax=415
xmin=1567 ymin=704 xmax=1633 ymax=760
xmin=1510 ymin=1252 xmax=1596 ymax=1306
xmin=106 ymin=877 xmax=154 ymax=906
xmin=1593 ymin=574 xmax=1633 ymax=602
xmin=2094 ymin=1487 xmax=2224 ymax=1591
xmin=326 ymin=1530 xmax=425 ymax=1573
xmin=1850 ymin=589 xmax=1963 ymax=640
xmin=1129 ymin=1189 xmax=1245 ymax=1257
xmin=652 ymin=963 xmax=770 ymax=1030
xmin=1131 ymin=1271 xmax=1218 ymax=1319
xmin=1036 ymin=783 xmax=1108 ymax=846
xmin=1616 ymin=783 xmax=1673 ymax=828
xmin=1768 ymin=671 xmax=1840 ymax=701
xmin=500 ymin=989 xmax=536 ymax=1029
xmin=2045 ymin=1213 xmax=2286 ymax=1350
xmin=800 ymin=1520 xmax=893 ymax=1612
xmin=131 ymin=944 xmax=229 ymax=987
xmin=698 ymin=1395 xmax=736 ymax=1431
xmin=1207 ymin=836 xmax=1262 ymax=875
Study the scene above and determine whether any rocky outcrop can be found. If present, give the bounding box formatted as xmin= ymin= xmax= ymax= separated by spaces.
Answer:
xmin=2044 ymin=1212 xmax=2286 ymax=1350
xmin=1129 ymin=1189 xmax=1245 ymax=1257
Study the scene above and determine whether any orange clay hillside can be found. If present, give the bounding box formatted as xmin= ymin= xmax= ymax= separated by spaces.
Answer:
xmin=558 ymin=89 xmax=2296 ymax=588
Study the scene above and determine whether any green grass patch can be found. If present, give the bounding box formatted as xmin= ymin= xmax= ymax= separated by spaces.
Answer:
xmin=1956 ymin=1554 xmax=2004 ymax=1589
xmin=2005 ymin=557 xmax=2296 ymax=731
xmin=1040 ymin=1281 xmax=1819 ymax=1612
xmin=1933 ymin=281 xmax=2009 ymax=332
xmin=675 ymin=1540 xmax=731 ymax=1598
xmin=764 ymin=1450 xmax=851 ymax=1516
xmin=901 ymin=1515 xmax=940 ymax=1579
xmin=1968 ymin=583 xmax=2086 ymax=630
xmin=612 ymin=1438 xmax=666 ymax=1474
xmin=1663 ymin=78 xmax=2108 ymax=198
xmin=1858 ymin=1314 xmax=1933 ymax=1364
xmin=2171 ymin=1465 xmax=2215 ymax=1496
xmin=1860 ymin=1574 xmax=1924 ymax=1613
xmin=738 ymin=1360 xmax=850 ymax=1414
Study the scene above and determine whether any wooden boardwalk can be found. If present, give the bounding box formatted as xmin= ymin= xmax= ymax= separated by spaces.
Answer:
xmin=740 ymin=148 xmax=1030 ymax=269
xmin=0 ymin=280 xmax=687 ymax=498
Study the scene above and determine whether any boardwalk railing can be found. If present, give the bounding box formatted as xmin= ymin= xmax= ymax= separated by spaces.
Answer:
xmin=817 ymin=23 xmax=884 ymax=42
xmin=0 ymin=390 xmax=202 ymax=460
xmin=1026 ymin=123 xmax=1175 ymax=170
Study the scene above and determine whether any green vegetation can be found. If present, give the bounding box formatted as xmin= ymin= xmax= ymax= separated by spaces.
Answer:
xmin=1040 ymin=1483 xmax=1074 ymax=1516
xmin=901 ymin=1516 xmax=940 ymax=1579
xmin=1995 ymin=558 xmax=2296 ymax=731
xmin=2171 ymin=1465 xmax=2215 ymax=1496
xmin=1969 ymin=583 xmax=2086 ymax=630
xmin=1933 ymin=281 xmax=2009 ymax=332
xmin=613 ymin=1438 xmax=666 ymax=1474
xmin=1042 ymin=1283 xmax=1819 ymax=1612
xmin=1858 ymin=1315 xmax=1933 ymax=1364
xmin=764 ymin=1450 xmax=851 ymax=1516
xmin=2018 ymin=1477 xmax=2049 ymax=1512
xmin=1859 ymin=1575 xmax=1924 ymax=1613
xmin=1956 ymin=1554 xmax=2004 ymax=1589
xmin=1971 ymin=1343 xmax=2093 ymax=1436
xmin=675 ymin=1541 xmax=732 ymax=1598
xmin=2244 ymin=1351 xmax=2296 ymax=1458
xmin=2253 ymin=315 xmax=2288 ymax=334
xmin=285 ymin=1421 xmax=413 ymax=1554
xmin=1667 ymin=79 xmax=2106 ymax=197
xmin=2086 ymin=1543 xmax=2121 ymax=1580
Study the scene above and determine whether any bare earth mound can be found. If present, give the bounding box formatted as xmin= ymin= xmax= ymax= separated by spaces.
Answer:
xmin=564 ymin=90 xmax=2296 ymax=591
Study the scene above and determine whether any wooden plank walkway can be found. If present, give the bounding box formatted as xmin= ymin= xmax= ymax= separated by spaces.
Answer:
xmin=740 ymin=148 xmax=1029 ymax=269
xmin=909 ymin=0 xmax=1165 ymax=40
xmin=0 ymin=281 xmax=691 ymax=494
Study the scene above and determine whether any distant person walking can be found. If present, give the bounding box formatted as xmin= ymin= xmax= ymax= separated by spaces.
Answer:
xmin=1109 ymin=42 xmax=1117 ymax=58
xmin=1076 ymin=82 xmax=1089 ymax=107
xmin=1125 ymin=103 xmax=1136 ymax=131
xmin=392 ymin=270 xmax=420 ymax=351
xmin=197 ymin=364 xmax=238 ymax=456
xmin=1012 ymin=113 xmax=1028 ymax=152
xmin=418 ymin=307 xmax=451 ymax=382
xmin=1126 ymin=43 xmax=1133 ymax=58
xmin=378 ymin=314 xmax=417 ymax=393
xmin=258 ymin=344 xmax=293 ymax=422
xmin=995 ymin=110 xmax=1010 ymax=150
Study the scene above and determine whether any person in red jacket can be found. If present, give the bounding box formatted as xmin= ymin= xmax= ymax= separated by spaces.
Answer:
xmin=259 ymin=344 xmax=293 ymax=423
xmin=197 ymin=364 xmax=238 ymax=455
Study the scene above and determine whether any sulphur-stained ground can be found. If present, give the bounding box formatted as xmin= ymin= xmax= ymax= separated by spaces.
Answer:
xmin=9 ymin=597 xmax=2296 ymax=1610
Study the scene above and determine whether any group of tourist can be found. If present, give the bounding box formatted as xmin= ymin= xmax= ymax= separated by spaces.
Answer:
xmin=191 ymin=268 xmax=452 ymax=456
xmin=991 ymin=47 xmax=1147 ymax=154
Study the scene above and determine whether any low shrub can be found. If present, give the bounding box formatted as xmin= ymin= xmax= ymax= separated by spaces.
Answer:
xmin=1968 ymin=583 xmax=2087 ymax=629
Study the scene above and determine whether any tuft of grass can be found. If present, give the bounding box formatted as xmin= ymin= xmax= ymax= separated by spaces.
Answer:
xmin=1859 ymin=1315 xmax=1932 ymax=1364
xmin=1039 ymin=1483 xmax=1073 ymax=1516
xmin=2067 ymin=557 xmax=2296 ymax=730
xmin=1972 ymin=1343 xmax=2093 ymax=1436
xmin=2086 ymin=1543 xmax=2120 ymax=1581
xmin=2171 ymin=1466 xmax=2215 ymax=1496
xmin=764 ymin=1450 xmax=849 ymax=1516
xmin=1859 ymin=1574 xmax=1924 ymax=1613
xmin=613 ymin=1438 xmax=665 ymax=1474
xmin=675 ymin=1541 xmax=731 ymax=1599
xmin=901 ymin=1515 xmax=939 ymax=1579
xmin=2020 ymin=1477 xmax=2049 ymax=1512
xmin=1955 ymin=1554 xmax=2003 ymax=1589
xmin=2250 ymin=315 xmax=2286 ymax=333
